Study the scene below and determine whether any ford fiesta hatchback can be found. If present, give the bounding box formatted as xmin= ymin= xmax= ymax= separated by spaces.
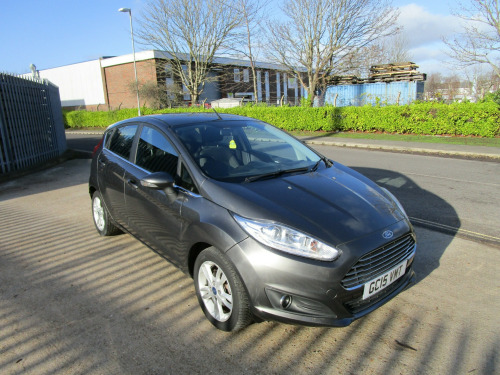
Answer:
xmin=89 ymin=113 xmax=416 ymax=331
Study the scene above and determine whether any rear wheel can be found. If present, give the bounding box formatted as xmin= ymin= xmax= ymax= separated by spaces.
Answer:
xmin=194 ymin=247 xmax=252 ymax=332
xmin=91 ymin=191 xmax=120 ymax=236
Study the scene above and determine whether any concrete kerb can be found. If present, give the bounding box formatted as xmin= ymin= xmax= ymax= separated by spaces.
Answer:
xmin=66 ymin=130 xmax=105 ymax=135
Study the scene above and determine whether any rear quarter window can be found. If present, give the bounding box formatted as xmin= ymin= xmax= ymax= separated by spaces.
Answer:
xmin=107 ymin=125 xmax=138 ymax=159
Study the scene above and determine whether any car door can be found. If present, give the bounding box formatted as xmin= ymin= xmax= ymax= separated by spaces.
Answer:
xmin=123 ymin=124 xmax=185 ymax=264
xmin=98 ymin=124 xmax=139 ymax=227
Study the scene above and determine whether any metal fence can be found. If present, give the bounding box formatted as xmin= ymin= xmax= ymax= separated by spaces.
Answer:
xmin=0 ymin=73 xmax=66 ymax=174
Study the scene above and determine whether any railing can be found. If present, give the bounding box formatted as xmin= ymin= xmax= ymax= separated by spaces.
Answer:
xmin=0 ymin=73 xmax=66 ymax=174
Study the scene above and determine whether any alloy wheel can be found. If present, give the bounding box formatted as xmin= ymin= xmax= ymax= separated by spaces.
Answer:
xmin=197 ymin=260 xmax=233 ymax=322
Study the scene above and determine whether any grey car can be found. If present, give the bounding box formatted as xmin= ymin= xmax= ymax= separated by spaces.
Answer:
xmin=89 ymin=113 xmax=416 ymax=331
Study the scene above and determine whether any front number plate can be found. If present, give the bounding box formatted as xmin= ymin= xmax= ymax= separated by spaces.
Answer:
xmin=362 ymin=260 xmax=407 ymax=300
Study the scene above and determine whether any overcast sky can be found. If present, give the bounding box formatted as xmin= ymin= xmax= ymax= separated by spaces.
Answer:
xmin=0 ymin=0 xmax=470 ymax=76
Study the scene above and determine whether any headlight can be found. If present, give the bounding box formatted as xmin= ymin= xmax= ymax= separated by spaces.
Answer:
xmin=380 ymin=187 xmax=409 ymax=219
xmin=233 ymin=215 xmax=341 ymax=261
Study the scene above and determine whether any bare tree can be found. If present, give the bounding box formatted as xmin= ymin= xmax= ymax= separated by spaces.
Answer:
xmin=347 ymin=44 xmax=386 ymax=78
xmin=347 ymin=33 xmax=413 ymax=78
xmin=442 ymin=74 xmax=463 ymax=101
xmin=266 ymin=0 xmax=399 ymax=105
xmin=464 ymin=66 xmax=500 ymax=100
xmin=138 ymin=0 xmax=241 ymax=104
xmin=125 ymin=60 xmax=183 ymax=109
xmin=230 ymin=0 xmax=269 ymax=103
xmin=128 ymin=80 xmax=183 ymax=109
xmin=383 ymin=33 xmax=414 ymax=63
xmin=424 ymin=73 xmax=444 ymax=101
xmin=423 ymin=72 xmax=497 ymax=102
xmin=444 ymin=0 xmax=500 ymax=79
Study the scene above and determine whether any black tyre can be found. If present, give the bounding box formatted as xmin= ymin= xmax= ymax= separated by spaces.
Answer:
xmin=91 ymin=191 xmax=121 ymax=236
xmin=194 ymin=247 xmax=252 ymax=332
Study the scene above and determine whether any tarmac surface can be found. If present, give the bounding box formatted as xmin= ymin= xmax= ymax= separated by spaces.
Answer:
xmin=1 ymin=130 xmax=499 ymax=374
xmin=0 ymin=159 xmax=498 ymax=374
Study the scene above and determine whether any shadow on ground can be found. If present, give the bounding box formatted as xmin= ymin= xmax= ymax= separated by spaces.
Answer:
xmin=352 ymin=167 xmax=460 ymax=283
xmin=0 ymin=159 xmax=91 ymax=198
xmin=0 ymin=160 xmax=497 ymax=375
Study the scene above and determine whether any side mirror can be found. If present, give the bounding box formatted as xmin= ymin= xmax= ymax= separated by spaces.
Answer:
xmin=140 ymin=172 xmax=175 ymax=190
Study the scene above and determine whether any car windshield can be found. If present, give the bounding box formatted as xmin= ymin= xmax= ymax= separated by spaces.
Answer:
xmin=173 ymin=120 xmax=322 ymax=182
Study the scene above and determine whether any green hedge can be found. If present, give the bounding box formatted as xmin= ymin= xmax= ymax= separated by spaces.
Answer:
xmin=63 ymin=107 xmax=208 ymax=128
xmin=64 ymin=101 xmax=500 ymax=137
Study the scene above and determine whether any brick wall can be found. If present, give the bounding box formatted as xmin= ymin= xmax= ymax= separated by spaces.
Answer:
xmin=104 ymin=59 xmax=158 ymax=110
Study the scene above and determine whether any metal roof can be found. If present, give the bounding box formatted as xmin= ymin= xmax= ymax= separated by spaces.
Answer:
xmin=99 ymin=50 xmax=293 ymax=72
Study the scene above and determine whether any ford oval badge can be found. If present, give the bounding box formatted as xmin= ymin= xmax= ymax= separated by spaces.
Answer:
xmin=382 ymin=230 xmax=394 ymax=239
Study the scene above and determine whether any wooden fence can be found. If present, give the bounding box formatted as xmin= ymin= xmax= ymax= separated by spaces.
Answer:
xmin=0 ymin=73 xmax=66 ymax=174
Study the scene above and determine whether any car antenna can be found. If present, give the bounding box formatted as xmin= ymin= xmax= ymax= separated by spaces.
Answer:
xmin=212 ymin=108 xmax=223 ymax=120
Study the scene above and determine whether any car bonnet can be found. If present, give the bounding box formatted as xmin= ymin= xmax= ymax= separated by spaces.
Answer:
xmin=201 ymin=162 xmax=407 ymax=246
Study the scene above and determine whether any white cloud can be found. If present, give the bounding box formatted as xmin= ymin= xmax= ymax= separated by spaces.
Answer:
xmin=410 ymin=43 xmax=448 ymax=62
xmin=397 ymin=4 xmax=461 ymax=48
xmin=394 ymin=4 xmax=467 ymax=74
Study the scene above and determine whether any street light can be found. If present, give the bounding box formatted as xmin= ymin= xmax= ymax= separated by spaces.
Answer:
xmin=118 ymin=7 xmax=141 ymax=116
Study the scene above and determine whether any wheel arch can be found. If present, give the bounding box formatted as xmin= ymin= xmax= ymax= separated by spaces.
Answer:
xmin=89 ymin=185 xmax=97 ymax=198
xmin=187 ymin=242 xmax=212 ymax=278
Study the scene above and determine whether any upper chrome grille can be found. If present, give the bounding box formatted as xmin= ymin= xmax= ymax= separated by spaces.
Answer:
xmin=341 ymin=233 xmax=416 ymax=289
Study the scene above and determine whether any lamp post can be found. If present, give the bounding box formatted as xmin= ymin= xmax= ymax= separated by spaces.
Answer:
xmin=118 ymin=7 xmax=141 ymax=116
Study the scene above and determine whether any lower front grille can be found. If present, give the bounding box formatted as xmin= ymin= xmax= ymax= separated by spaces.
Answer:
xmin=344 ymin=272 xmax=410 ymax=314
xmin=341 ymin=233 xmax=416 ymax=290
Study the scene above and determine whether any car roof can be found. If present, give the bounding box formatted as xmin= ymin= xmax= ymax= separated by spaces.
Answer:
xmin=109 ymin=112 xmax=253 ymax=130
xmin=156 ymin=112 xmax=249 ymax=127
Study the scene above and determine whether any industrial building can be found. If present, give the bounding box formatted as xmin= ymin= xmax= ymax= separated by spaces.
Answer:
xmin=28 ymin=50 xmax=306 ymax=110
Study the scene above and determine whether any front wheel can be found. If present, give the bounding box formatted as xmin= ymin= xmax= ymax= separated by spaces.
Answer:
xmin=91 ymin=191 xmax=121 ymax=236
xmin=194 ymin=247 xmax=252 ymax=332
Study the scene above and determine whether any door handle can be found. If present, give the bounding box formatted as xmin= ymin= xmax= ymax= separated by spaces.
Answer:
xmin=127 ymin=179 xmax=139 ymax=189
xmin=98 ymin=158 xmax=106 ymax=166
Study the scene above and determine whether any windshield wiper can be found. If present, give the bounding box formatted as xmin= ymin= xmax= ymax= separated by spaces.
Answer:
xmin=244 ymin=167 xmax=310 ymax=183
xmin=310 ymin=156 xmax=333 ymax=172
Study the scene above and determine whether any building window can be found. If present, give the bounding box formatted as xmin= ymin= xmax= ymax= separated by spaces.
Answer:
xmin=243 ymin=69 xmax=249 ymax=82
xmin=234 ymin=69 xmax=240 ymax=82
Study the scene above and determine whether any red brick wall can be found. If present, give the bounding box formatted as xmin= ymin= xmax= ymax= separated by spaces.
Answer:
xmin=104 ymin=59 xmax=158 ymax=110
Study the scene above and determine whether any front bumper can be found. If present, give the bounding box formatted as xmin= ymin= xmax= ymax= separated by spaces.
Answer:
xmin=226 ymin=220 xmax=416 ymax=327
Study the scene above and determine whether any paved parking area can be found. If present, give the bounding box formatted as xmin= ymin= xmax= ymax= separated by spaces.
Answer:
xmin=0 ymin=159 xmax=498 ymax=374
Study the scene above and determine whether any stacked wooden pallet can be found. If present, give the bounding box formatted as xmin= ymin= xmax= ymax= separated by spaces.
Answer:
xmin=368 ymin=62 xmax=426 ymax=82
xmin=328 ymin=75 xmax=360 ymax=85
xmin=328 ymin=62 xmax=426 ymax=86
